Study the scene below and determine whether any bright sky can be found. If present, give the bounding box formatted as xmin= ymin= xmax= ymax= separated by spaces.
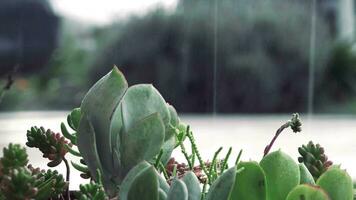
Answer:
xmin=49 ymin=0 xmax=178 ymax=25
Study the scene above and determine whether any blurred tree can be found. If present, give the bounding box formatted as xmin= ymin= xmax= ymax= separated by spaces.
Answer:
xmin=90 ymin=0 xmax=332 ymax=113
xmin=316 ymin=42 xmax=356 ymax=112
xmin=0 ymin=0 xmax=59 ymax=76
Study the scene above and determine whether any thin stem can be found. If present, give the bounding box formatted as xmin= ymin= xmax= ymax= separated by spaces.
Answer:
xmin=63 ymin=157 xmax=71 ymax=200
xmin=159 ymin=162 xmax=169 ymax=181
xmin=154 ymin=149 xmax=164 ymax=169
xmin=235 ymin=149 xmax=243 ymax=165
xmin=263 ymin=122 xmax=290 ymax=157
xmin=221 ymin=147 xmax=232 ymax=173
xmin=172 ymin=164 xmax=177 ymax=178
xmin=186 ymin=126 xmax=210 ymax=183
xmin=191 ymin=139 xmax=196 ymax=167
xmin=208 ymin=147 xmax=222 ymax=184
xmin=180 ymin=141 xmax=193 ymax=170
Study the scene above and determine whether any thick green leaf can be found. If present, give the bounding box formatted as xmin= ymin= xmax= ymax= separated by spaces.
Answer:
xmin=122 ymin=113 xmax=165 ymax=174
xmin=77 ymin=115 xmax=103 ymax=185
xmin=229 ymin=161 xmax=266 ymax=200
xmin=167 ymin=178 xmax=188 ymax=200
xmin=286 ymin=184 xmax=330 ymax=200
xmin=110 ymin=102 xmax=124 ymax=174
xmin=206 ymin=167 xmax=237 ymax=200
xmin=182 ymin=172 xmax=201 ymax=200
xmin=260 ymin=150 xmax=300 ymax=200
xmin=167 ymin=104 xmax=179 ymax=127
xmin=160 ymin=134 xmax=176 ymax=165
xmin=119 ymin=161 xmax=152 ymax=200
xmin=127 ymin=166 xmax=159 ymax=200
xmin=121 ymin=84 xmax=170 ymax=132
xmin=68 ymin=108 xmax=81 ymax=130
xmin=80 ymin=66 xmax=128 ymax=175
xmin=299 ymin=163 xmax=315 ymax=185
xmin=157 ymin=172 xmax=170 ymax=194
xmin=317 ymin=166 xmax=353 ymax=200
xmin=158 ymin=188 xmax=167 ymax=200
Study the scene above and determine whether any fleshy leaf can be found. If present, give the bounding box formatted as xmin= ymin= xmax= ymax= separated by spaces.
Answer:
xmin=80 ymin=66 xmax=128 ymax=176
xmin=121 ymin=84 xmax=170 ymax=132
xmin=122 ymin=113 xmax=165 ymax=174
xmin=167 ymin=178 xmax=188 ymax=200
xmin=182 ymin=171 xmax=201 ymax=200
xmin=206 ymin=167 xmax=237 ymax=200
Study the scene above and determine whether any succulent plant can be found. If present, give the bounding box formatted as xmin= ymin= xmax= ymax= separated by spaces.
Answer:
xmin=316 ymin=166 xmax=354 ymax=200
xmin=0 ymin=167 xmax=37 ymax=200
xmin=119 ymin=161 xmax=197 ymax=200
xmin=298 ymin=141 xmax=333 ymax=181
xmin=76 ymin=67 xmax=181 ymax=196
xmin=0 ymin=143 xmax=28 ymax=174
xmin=77 ymin=181 xmax=108 ymax=200
xmin=229 ymin=161 xmax=266 ymax=200
xmin=26 ymin=126 xmax=71 ymax=167
xmin=61 ymin=108 xmax=92 ymax=179
xmin=28 ymin=165 xmax=68 ymax=199
xmin=299 ymin=163 xmax=315 ymax=185
xmin=260 ymin=150 xmax=300 ymax=200
xmin=286 ymin=184 xmax=330 ymax=200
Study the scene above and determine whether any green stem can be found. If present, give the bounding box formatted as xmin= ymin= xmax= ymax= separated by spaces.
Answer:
xmin=186 ymin=126 xmax=210 ymax=183
xmin=221 ymin=147 xmax=232 ymax=173
xmin=208 ymin=147 xmax=222 ymax=184
xmin=154 ymin=149 xmax=164 ymax=169
xmin=235 ymin=149 xmax=243 ymax=165
xmin=159 ymin=162 xmax=169 ymax=181
xmin=179 ymin=142 xmax=192 ymax=170
xmin=63 ymin=157 xmax=71 ymax=200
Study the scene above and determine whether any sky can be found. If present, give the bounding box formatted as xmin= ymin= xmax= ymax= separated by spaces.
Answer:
xmin=49 ymin=0 xmax=178 ymax=25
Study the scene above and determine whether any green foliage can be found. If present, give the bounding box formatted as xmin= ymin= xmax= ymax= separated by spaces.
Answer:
xmin=119 ymin=161 xmax=201 ymax=200
xmin=205 ymin=167 xmax=238 ymax=200
xmin=0 ymin=168 xmax=38 ymax=200
xmin=61 ymin=108 xmax=92 ymax=179
xmin=3 ymin=69 xmax=356 ymax=200
xmin=260 ymin=150 xmax=300 ymax=200
xmin=0 ymin=143 xmax=28 ymax=174
xmin=316 ymin=166 xmax=354 ymax=200
xmin=229 ymin=161 xmax=266 ymax=200
xmin=61 ymin=108 xmax=81 ymax=145
xmin=0 ymin=143 xmax=68 ymax=200
xmin=286 ymin=184 xmax=330 ymax=200
xmin=29 ymin=166 xmax=68 ymax=199
xmin=76 ymin=67 xmax=182 ymax=196
xmin=299 ymin=163 xmax=315 ymax=185
xmin=26 ymin=126 xmax=71 ymax=167
xmin=298 ymin=141 xmax=333 ymax=181
xmin=77 ymin=181 xmax=108 ymax=200
xmin=318 ymin=42 xmax=356 ymax=112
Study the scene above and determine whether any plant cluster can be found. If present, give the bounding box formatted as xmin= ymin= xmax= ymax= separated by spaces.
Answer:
xmin=0 ymin=67 xmax=355 ymax=200
xmin=0 ymin=144 xmax=67 ymax=200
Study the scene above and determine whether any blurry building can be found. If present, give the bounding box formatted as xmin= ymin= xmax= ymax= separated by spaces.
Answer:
xmin=0 ymin=0 xmax=59 ymax=76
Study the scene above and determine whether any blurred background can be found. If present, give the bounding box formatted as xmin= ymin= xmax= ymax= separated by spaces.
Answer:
xmin=2 ymin=0 xmax=356 ymax=113
xmin=0 ymin=0 xmax=356 ymax=186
